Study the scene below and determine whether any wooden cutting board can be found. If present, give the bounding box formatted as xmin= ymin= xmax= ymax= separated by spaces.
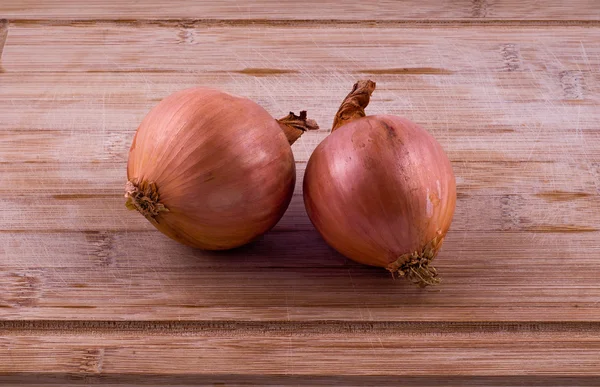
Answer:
xmin=1 ymin=1 xmax=599 ymax=385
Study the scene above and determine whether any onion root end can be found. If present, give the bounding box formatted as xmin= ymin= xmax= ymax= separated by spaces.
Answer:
xmin=387 ymin=235 xmax=443 ymax=288
xmin=125 ymin=179 xmax=169 ymax=223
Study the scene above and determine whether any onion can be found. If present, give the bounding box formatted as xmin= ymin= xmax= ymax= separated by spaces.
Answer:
xmin=125 ymin=87 xmax=318 ymax=250
xmin=303 ymin=80 xmax=456 ymax=286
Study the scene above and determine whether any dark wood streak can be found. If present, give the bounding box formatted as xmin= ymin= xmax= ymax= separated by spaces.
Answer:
xmin=524 ymin=225 xmax=598 ymax=233
xmin=535 ymin=190 xmax=593 ymax=202
xmin=231 ymin=68 xmax=299 ymax=76
xmin=1 ymin=374 xmax=599 ymax=386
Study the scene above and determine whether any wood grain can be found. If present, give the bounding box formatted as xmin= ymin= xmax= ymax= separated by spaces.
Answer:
xmin=1 ymin=230 xmax=599 ymax=321
xmin=1 ymin=322 xmax=600 ymax=380
xmin=1 ymin=1 xmax=600 ymax=382
xmin=1 ymin=73 xmax=599 ymax=163
xmin=3 ymin=377 xmax=600 ymax=387
xmin=3 ymin=25 xmax=600 ymax=74
xmin=2 ymin=167 xmax=600 ymax=233
xmin=2 ymin=161 xmax=598 ymax=197
xmin=2 ymin=0 xmax=599 ymax=21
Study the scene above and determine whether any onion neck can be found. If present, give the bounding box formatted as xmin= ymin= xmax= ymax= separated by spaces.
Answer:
xmin=332 ymin=79 xmax=376 ymax=132
xmin=125 ymin=179 xmax=169 ymax=223
xmin=386 ymin=234 xmax=443 ymax=288
xmin=277 ymin=111 xmax=319 ymax=145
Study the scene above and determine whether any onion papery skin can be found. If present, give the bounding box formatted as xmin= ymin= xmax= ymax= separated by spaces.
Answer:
xmin=303 ymin=104 xmax=456 ymax=286
xmin=126 ymin=87 xmax=299 ymax=250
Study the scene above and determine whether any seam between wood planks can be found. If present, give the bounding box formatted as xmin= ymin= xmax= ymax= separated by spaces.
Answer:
xmin=1 ymin=375 xmax=599 ymax=385
xmin=5 ymin=19 xmax=600 ymax=28
xmin=1 ymin=320 xmax=599 ymax=336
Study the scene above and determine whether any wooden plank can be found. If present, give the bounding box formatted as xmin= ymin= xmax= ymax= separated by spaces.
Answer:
xmin=4 ymin=124 xmax=599 ymax=164
xmin=1 ymin=159 xmax=599 ymax=232
xmin=1 ymin=229 xmax=599 ymax=321
xmin=3 ymin=377 xmax=600 ymax=387
xmin=1 ymin=7 xmax=600 ymax=379
xmin=0 ymin=21 xmax=598 ymax=322
xmin=2 ymin=182 xmax=600 ymax=233
xmin=0 ymin=323 xmax=599 ymax=380
xmin=3 ymin=229 xmax=599 ymax=270
xmin=1 ymin=73 xmax=599 ymax=165
xmin=2 ymin=0 xmax=600 ymax=21
xmin=2 ymin=25 xmax=600 ymax=74
xmin=2 ymin=160 xmax=598 ymax=198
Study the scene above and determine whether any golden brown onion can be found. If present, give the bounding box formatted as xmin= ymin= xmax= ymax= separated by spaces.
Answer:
xmin=126 ymin=87 xmax=318 ymax=250
xmin=303 ymin=80 xmax=456 ymax=286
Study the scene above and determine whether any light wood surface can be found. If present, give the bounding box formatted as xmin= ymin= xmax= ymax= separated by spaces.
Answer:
xmin=2 ymin=0 xmax=600 ymax=21
xmin=1 ymin=1 xmax=600 ymax=385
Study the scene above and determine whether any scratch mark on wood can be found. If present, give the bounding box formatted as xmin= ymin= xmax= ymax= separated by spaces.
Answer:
xmin=472 ymin=0 xmax=489 ymax=18
xmin=500 ymin=44 xmax=522 ymax=72
xmin=535 ymin=190 xmax=592 ymax=202
xmin=357 ymin=68 xmax=454 ymax=75
xmin=559 ymin=70 xmax=584 ymax=100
